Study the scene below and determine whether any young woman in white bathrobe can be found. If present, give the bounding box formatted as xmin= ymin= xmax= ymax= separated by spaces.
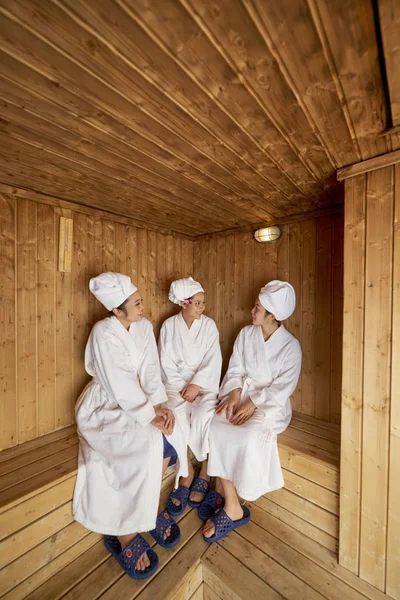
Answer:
xmin=202 ymin=280 xmax=302 ymax=543
xmin=73 ymin=272 xmax=185 ymax=580
xmin=158 ymin=277 xmax=222 ymax=515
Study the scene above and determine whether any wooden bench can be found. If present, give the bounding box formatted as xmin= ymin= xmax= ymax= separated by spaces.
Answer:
xmin=1 ymin=415 xmax=391 ymax=599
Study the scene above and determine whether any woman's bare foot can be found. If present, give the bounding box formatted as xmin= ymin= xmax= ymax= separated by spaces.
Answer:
xmin=117 ymin=533 xmax=150 ymax=572
xmin=202 ymin=504 xmax=244 ymax=539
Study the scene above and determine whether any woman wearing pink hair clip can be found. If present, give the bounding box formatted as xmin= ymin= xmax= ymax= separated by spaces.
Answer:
xmin=159 ymin=277 xmax=222 ymax=516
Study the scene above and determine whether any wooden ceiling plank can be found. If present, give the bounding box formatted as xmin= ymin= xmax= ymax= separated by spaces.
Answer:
xmin=0 ymin=11 xmax=290 ymax=220
xmin=181 ymin=0 xmax=333 ymax=183
xmin=378 ymin=0 xmax=400 ymax=127
xmin=244 ymin=0 xmax=360 ymax=168
xmin=1 ymin=145 xmax=206 ymax=235
xmin=122 ymin=0 xmax=327 ymax=201
xmin=0 ymin=102 xmax=243 ymax=229
xmin=0 ymin=84 xmax=274 ymax=225
xmin=0 ymin=185 xmax=194 ymax=239
xmin=0 ymin=168 xmax=201 ymax=237
xmin=0 ymin=69 xmax=278 ymax=223
xmin=1 ymin=136 xmax=221 ymax=234
xmin=309 ymin=0 xmax=388 ymax=160
xmin=52 ymin=0 xmax=306 ymax=206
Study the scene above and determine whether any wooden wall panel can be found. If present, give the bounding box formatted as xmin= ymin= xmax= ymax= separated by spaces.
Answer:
xmin=0 ymin=193 xmax=193 ymax=450
xmin=0 ymin=194 xmax=16 ymax=448
xmin=387 ymin=164 xmax=400 ymax=598
xmin=340 ymin=164 xmax=399 ymax=598
xmin=194 ymin=209 xmax=343 ymax=422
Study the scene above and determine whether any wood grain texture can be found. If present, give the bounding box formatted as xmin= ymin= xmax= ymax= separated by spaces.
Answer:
xmin=194 ymin=211 xmax=343 ymax=422
xmin=340 ymin=165 xmax=399 ymax=598
xmin=0 ymin=193 xmax=193 ymax=449
xmin=0 ymin=0 xmax=392 ymax=234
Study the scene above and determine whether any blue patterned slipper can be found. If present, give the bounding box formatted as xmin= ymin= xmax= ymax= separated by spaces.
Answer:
xmin=104 ymin=534 xmax=158 ymax=579
xmin=198 ymin=490 xmax=225 ymax=521
xmin=166 ymin=485 xmax=190 ymax=517
xmin=150 ymin=511 xmax=181 ymax=548
xmin=188 ymin=477 xmax=210 ymax=508
xmin=202 ymin=506 xmax=250 ymax=544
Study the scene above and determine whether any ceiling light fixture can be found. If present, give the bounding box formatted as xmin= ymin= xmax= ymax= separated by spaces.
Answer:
xmin=254 ymin=225 xmax=282 ymax=243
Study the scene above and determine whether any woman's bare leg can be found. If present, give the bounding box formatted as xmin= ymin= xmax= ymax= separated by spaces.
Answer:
xmin=189 ymin=459 xmax=211 ymax=503
xmin=116 ymin=456 xmax=173 ymax=571
xmin=171 ymin=447 xmax=194 ymax=506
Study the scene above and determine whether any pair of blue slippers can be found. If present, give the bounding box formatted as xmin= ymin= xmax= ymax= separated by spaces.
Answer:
xmin=166 ymin=477 xmax=250 ymax=544
xmin=104 ymin=510 xmax=180 ymax=580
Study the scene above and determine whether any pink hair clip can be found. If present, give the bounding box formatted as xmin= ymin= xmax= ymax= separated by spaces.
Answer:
xmin=182 ymin=298 xmax=192 ymax=306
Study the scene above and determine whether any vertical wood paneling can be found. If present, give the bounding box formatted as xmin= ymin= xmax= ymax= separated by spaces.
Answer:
xmin=301 ymin=219 xmax=316 ymax=417
xmin=194 ymin=213 xmax=343 ymax=424
xmin=0 ymin=193 xmax=193 ymax=449
xmin=102 ymin=220 xmax=115 ymax=272
xmin=330 ymin=213 xmax=344 ymax=424
xmin=387 ymin=164 xmax=400 ymax=597
xmin=0 ymin=195 xmax=16 ymax=449
xmin=17 ymin=198 xmax=37 ymax=442
xmin=315 ymin=217 xmax=333 ymax=421
xmin=287 ymin=223 xmax=303 ymax=412
xmin=359 ymin=167 xmax=393 ymax=590
xmin=37 ymin=203 xmax=56 ymax=436
xmin=55 ymin=208 xmax=73 ymax=428
xmin=114 ymin=222 xmax=127 ymax=274
xmin=216 ymin=236 xmax=226 ymax=355
xmin=137 ymin=228 xmax=148 ymax=307
xmin=87 ymin=217 xmax=105 ymax=329
xmin=223 ymin=235 xmax=235 ymax=373
xmin=340 ymin=174 xmax=366 ymax=574
xmin=341 ymin=165 xmax=399 ymax=597
xmin=147 ymin=230 xmax=157 ymax=325
xmin=72 ymin=211 xmax=89 ymax=414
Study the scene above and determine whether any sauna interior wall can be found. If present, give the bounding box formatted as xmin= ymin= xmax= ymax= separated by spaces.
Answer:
xmin=340 ymin=165 xmax=399 ymax=597
xmin=0 ymin=192 xmax=193 ymax=450
xmin=194 ymin=210 xmax=344 ymax=425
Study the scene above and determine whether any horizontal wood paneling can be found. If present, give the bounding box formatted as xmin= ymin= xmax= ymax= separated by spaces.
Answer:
xmin=0 ymin=192 xmax=193 ymax=450
xmin=194 ymin=209 xmax=344 ymax=423
xmin=340 ymin=164 xmax=399 ymax=598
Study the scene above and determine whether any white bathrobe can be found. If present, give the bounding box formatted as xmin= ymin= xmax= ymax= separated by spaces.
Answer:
xmin=73 ymin=316 xmax=185 ymax=536
xmin=159 ymin=312 xmax=222 ymax=462
xmin=208 ymin=324 xmax=302 ymax=501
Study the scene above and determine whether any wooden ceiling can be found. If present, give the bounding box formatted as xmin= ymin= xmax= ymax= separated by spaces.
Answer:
xmin=0 ymin=0 xmax=399 ymax=236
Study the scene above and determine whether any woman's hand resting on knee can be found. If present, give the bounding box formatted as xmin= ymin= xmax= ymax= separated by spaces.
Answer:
xmin=181 ymin=384 xmax=201 ymax=403
xmin=152 ymin=406 xmax=175 ymax=435
xmin=216 ymin=388 xmax=240 ymax=420
xmin=229 ymin=398 xmax=256 ymax=426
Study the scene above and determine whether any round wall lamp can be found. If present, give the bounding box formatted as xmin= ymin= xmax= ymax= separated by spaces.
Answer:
xmin=254 ymin=225 xmax=282 ymax=243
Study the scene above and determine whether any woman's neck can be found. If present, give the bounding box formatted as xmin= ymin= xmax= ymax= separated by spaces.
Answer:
xmin=182 ymin=310 xmax=195 ymax=329
xmin=261 ymin=320 xmax=279 ymax=342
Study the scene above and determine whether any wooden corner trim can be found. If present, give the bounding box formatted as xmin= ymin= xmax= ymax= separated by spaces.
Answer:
xmin=337 ymin=149 xmax=400 ymax=180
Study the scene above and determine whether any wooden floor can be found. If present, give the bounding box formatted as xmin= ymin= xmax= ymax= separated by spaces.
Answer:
xmin=0 ymin=415 xmax=392 ymax=599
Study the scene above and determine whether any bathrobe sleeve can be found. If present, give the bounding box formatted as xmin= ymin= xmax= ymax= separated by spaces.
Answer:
xmin=138 ymin=324 xmax=168 ymax=407
xmin=218 ymin=328 xmax=246 ymax=398
xmin=248 ymin=341 xmax=302 ymax=413
xmin=158 ymin=322 xmax=187 ymax=390
xmin=190 ymin=321 xmax=222 ymax=392
xmin=90 ymin=334 xmax=156 ymax=428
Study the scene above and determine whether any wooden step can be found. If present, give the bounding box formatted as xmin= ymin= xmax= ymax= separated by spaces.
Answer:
xmin=274 ymin=413 xmax=341 ymax=549
xmin=0 ymin=423 xmax=197 ymax=599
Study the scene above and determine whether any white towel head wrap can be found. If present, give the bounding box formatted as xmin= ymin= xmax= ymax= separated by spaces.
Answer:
xmin=258 ymin=280 xmax=296 ymax=321
xmin=89 ymin=272 xmax=138 ymax=310
xmin=168 ymin=276 xmax=204 ymax=305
